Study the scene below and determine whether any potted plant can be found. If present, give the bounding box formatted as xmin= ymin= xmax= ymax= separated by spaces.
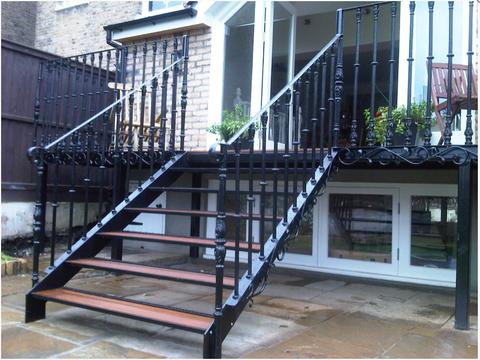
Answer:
xmin=364 ymin=98 xmax=436 ymax=145
xmin=206 ymin=105 xmax=255 ymax=142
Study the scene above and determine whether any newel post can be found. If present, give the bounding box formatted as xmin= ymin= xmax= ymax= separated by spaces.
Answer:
xmin=213 ymin=142 xmax=228 ymax=358
xmin=30 ymin=148 xmax=48 ymax=287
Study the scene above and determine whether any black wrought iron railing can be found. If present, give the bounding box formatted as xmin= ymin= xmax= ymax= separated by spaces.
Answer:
xmin=208 ymin=1 xmax=477 ymax=356
xmin=27 ymin=35 xmax=190 ymax=286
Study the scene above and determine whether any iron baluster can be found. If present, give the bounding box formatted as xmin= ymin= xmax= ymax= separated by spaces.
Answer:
xmin=319 ymin=51 xmax=328 ymax=170
xmin=293 ymin=79 xmax=301 ymax=212
xmin=180 ymin=35 xmax=190 ymax=151
xmin=67 ymin=57 xmax=80 ymax=251
xmin=283 ymin=89 xmax=292 ymax=224
xmin=247 ymin=123 xmax=256 ymax=277
xmin=54 ymin=60 xmax=63 ymax=144
xmin=259 ymin=111 xmax=268 ymax=260
xmin=93 ymin=52 xmax=103 ymax=153
xmin=233 ymin=137 xmax=242 ymax=298
xmin=334 ymin=8 xmax=344 ymax=148
xmin=149 ymin=43 xmax=158 ymax=179
xmin=443 ymin=1 xmax=454 ymax=146
xmin=125 ymin=45 xmax=137 ymax=202
xmin=367 ymin=5 xmax=379 ymax=146
xmin=61 ymin=58 xmax=72 ymax=159
xmin=118 ymin=48 xmax=128 ymax=156
xmin=302 ymin=68 xmax=310 ymax=195
xmin=405 ymin=1 xmax=416 ymax=146
xmin=87 ymin=54 xmax=96 ymax=151
xmin=385 ymin=2 xmax=397 ymax=146
xmin=98 ymin=50 xmax=112 ymax=227
xmin=328 ymin=43 xmax=336 ymax=155
xmin=424 ymin=1 xmax=434 ymax=145
xmin=33 ymin=62 xmax=43 ymax=148
xmin=31 ymin=149 xmax=46 ymax=286
xmin=138 ymin=43 xmax=148 ymax=189
xmin=350 ymin=8 xmax=362 ymax=148
xmin=112 ymin=48 xmax=122 ymax=210
xmin=42 ymin=61 xmax=54 ymax=148
xmin=464 ymin=1 xmax=474 ymax=145
xmin=213 ymin=143 xmax=228 ymax=359
xmin=169 ymin=38 xmax=179 ymax=155
xmin=272 ymin=100 xmax=280 ymax=241
xmin=79 ymin=54 xmax=87 ymax=152
xmin=159 ymin=40 xmax=169 ymax=168
xmin=310 ymin=60 xmax=319 ymax=179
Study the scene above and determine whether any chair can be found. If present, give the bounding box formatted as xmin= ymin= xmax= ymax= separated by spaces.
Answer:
xmin=430 ymin=63 xmax=478 ymax=144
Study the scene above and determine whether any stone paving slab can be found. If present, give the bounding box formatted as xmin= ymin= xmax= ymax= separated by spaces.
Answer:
xmin=302 ymin=314 xmax=413 ymax=351
xmin=58 ymin=340 xmax=162 ymax=359
xmin=1 ymin=326 xmax=78 ymax=358
xmin=383 ymin=333 xmax=478 ymax=358
xmin=269 ymin=334 xmax=384 ymax=358
xmin=350 ymin=299 xmax=454 ymax=329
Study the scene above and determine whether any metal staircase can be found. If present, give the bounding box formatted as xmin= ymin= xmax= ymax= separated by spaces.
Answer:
xmin=24 ymin=2 xmax=478 ymax=357
xmin=25 ymin=146 xmax=338 ymax=358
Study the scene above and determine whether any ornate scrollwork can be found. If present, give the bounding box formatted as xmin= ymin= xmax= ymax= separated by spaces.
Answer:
xmin=338 ymin=146 xmax=478 ymax=167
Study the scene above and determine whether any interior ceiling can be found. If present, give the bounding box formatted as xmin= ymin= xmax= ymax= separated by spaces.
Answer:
xmin=291 ymin=1 xmax=371 ymax=16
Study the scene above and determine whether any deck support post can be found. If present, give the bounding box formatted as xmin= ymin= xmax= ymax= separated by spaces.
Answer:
xmin=455 ymin=161 xmax=472 ymax=330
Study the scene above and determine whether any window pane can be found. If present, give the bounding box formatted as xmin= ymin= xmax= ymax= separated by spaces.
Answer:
xmin=222 ymin=2 xmax=255 ymax=114
xmin=328 ymin=194 xmax=393 ymax=263
xmin=411 ymin=196 xmax=457 ymax=269
xmin=263 ymin=195 xmax=313 ymax=255
xmin=149 ymin=1 xmax=183 ymax=12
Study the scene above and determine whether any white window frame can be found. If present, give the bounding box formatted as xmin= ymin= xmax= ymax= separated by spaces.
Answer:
xmin=317 ymin=184 xmax=401 ymax=277
xmin=142 ymin=1 xmax=185 ymax=17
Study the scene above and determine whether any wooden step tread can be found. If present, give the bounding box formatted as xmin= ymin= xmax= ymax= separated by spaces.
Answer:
xmin=67 ymin=258 xmax=235 ymax=288
xmin=125 ymin=207 xmax=275 ymax=220
xmin=98 ymin=231 xmax=261 ymax=251
xmin=32 ymin=288 xmax=213 ymax=333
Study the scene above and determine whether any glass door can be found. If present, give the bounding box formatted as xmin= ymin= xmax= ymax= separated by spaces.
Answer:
xmin=318 ymin=185 xmax=400 ymax=276
xmin=398 ymin=184 xmax=458 ymax=283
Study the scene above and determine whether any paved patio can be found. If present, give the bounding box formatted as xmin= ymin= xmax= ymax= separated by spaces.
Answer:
xmin=1 ymin=248 xmax=478 ymax=358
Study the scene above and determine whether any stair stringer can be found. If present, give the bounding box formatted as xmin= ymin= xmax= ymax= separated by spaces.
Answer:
xmin=26 ymin=152 xmax=189 ymax=322
xmin=204 ymin=152 xmax=339 ymax=355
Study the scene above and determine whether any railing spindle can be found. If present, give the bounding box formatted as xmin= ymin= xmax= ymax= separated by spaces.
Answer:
xmin=367 ymin=5 xmax=379 ymax=146
xmin=443 ymin=1 xmax=454 ymax=146
xmin=233 ymin=138 xmax=241 ymax=298
xmin=350 ymin=8 xmax=362 ymax=147
xmin=424 ymin=1 xmax=435 ymax=146
xmin=283 ymin=89 xmax=291 ymax=224
xmin=125 ymin=45 xmax=137 ymax=201
xmin=302 ymin=68 xmax=310 ymax=195
xmin=311 ymin=60 xmax=319 ymax=178
xmin=293 ymin=80 xmax=301 ymax=212
xmin=272 ymin=101 xmax=280 ymax=241
xmin=247 ymin=123 xmax=256 ymax=277
xmin=464 ymin=1 xmax=474 ymax=145
xmin=328 ymin=43 xmax=336 ymax=154
xmin=259 ymin=111 xmax=268 ymax=260
xmin=405 ymin=1 xmax=416 ymax=146
xmin=180 ymin=35 xmax=190 ymax=151
xmin=386 ymin=2 xmax=397 ymax=146
xmin=169 ymin=38 xmax=179 ymax=154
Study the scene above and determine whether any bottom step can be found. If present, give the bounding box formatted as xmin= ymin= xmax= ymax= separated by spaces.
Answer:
xmin=31 ymin=288 xmax=213 ymax=333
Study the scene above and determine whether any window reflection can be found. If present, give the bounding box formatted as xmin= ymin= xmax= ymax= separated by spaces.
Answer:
xmin=328 ymin=194 xmax=393 ymax=263
xmin=411 ymin=196 xmax=457 ymax=269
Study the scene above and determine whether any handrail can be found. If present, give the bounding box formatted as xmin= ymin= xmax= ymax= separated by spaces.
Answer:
xmin=224 ymin=34 xmax=341 ymax=147
xmin=27 ymin=54 xmax=185 ymax=157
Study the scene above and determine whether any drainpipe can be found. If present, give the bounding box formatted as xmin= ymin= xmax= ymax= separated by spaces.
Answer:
xmin=106 ymin=29 xmax=122 ymax=48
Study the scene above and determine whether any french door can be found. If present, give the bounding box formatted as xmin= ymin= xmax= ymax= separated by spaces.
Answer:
xmin=221 ymin=2 xmax=296 ymax=148
xmin=314 ymin=183 xmax=458 ymax=286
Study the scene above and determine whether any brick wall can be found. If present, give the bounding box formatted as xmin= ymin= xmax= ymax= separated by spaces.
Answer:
xmin=1 ymin=1 xmax=38 ymax=47
xmin=35 ymin=1 xmax=142 ymax=57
